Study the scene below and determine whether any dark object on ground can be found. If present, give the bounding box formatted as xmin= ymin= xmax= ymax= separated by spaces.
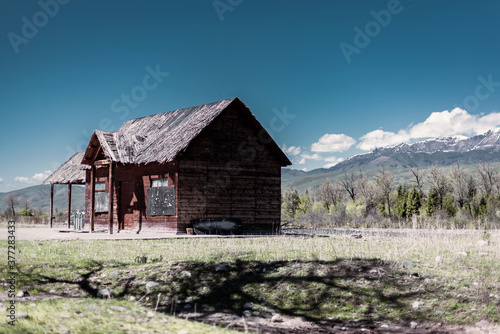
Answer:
xmin=192 ymin=218 xmax=243 ymax=235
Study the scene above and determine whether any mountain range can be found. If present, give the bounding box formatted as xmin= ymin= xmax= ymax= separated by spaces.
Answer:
xmin=330 ymin=129 xmax=500 ymax=171
xmin=0 ymin=184 xmax=85 ymax=214
xmin=283 ymin=129 xmax=500 ymax=190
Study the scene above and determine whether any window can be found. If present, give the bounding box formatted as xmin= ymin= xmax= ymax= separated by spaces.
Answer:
xmin=151 ymin=178 xmax=168 ymax=187
xmin=94 ymin=182 xmax=109 ymax=213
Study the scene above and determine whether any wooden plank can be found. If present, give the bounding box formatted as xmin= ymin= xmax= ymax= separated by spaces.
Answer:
xmin=90 ymin=166 xmax=95 ymax=232
xmin=94 ymin=159 xmax=111 ymax=166
xmin=67 ymin=184 xmax=72 ymax=229
xmin=108 ymin=163 xmax=113 ymax=234
xmin=50 ymin=184 xmax=54 ymax=228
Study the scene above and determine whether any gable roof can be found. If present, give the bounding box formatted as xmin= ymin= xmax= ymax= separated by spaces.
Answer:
xmin=82 ymin=97 xmax=292 ymax=166
xmin=43 ymin=152 xmax=89 ymax=184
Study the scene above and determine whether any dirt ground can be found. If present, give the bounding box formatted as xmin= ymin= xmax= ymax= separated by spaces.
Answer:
xmin=173 ymin=310 xmax=499 ymax=334
xmin=1 ymin=227 xmax=234 ymax=241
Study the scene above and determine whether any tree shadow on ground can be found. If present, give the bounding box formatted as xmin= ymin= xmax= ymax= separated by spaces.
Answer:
xmin=12 ymin=260 xmax=134 ymax=299
xmin=9 ymin=257 xmax=480 ymax=330
xmin=146 ymin=258 xmax=432 ymax=326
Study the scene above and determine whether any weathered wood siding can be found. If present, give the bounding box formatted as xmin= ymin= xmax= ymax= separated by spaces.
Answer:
xmin=177 ymin=103 xmax=282 ymax=234
xmin=85 ymin=163 xmax=178 ymax=232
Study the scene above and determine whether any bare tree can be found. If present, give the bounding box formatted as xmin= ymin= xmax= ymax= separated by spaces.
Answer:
xmin=476 ymin=162 xmax=497 ymax=196
xmin=376 ymin=167 xmax=394 ymax=217
xmin=450 ymin=163 xmax=468 ymax=209
xmin=357 ymin=171 xmax=377 ymax=212
xmin=340 ymin=172 xmax=357 ymax=201
xmin=427 ymin=165 xmax=451 ymax=208
xmin=22 ymin=199 xmax=31 ymax=211
xmin=410 ymin=167 xmax=424 ymax=190
xmin=4 ymin=194 xmax=20 ymax=217
xmin=316 ymin=181 xmax=344 ymax=211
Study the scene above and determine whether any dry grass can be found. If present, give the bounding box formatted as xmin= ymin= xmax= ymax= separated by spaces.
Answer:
xmin=1 ymin=230 xmax=499 ymax=331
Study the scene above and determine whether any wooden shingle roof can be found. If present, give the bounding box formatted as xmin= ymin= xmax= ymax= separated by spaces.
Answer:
xmin=43 ymin=152 xmax=89 ymax=184
xmin=82 ymin=97 xmax=291 ymax=166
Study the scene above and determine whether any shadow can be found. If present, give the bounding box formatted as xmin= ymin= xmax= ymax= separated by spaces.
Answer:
xmin=138 ymin=258 xmax=431 ymax=327
xmin=11 ymin=257 xmax=483 ymax=331
xmin=15 ymin=260 xmax=132 ymax=299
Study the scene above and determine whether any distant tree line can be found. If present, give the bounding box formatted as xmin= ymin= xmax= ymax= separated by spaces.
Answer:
xmin=1 ymin=195 xmax=61 ymax=223
xmin=282 ymin=163 xmax=500 ymax=229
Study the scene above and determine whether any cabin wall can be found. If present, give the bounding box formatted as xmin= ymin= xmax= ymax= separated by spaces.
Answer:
xmin=177 ymin=104 xmax=282 ymax=234
xmin=85 ymin=163 xmax=178 ymax=232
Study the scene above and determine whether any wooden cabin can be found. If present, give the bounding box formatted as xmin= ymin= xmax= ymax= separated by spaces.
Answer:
xmin=69 ymin=97 xmax=291 ymax=234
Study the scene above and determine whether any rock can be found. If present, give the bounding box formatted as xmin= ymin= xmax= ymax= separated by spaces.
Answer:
xmin=381 ymin=324 xmax=389 ymax=328
xmin=146 ymin=311 xmax=155 ymax=317
xmin=16 ymin=291 xmax=24 ymax=298
xmin=184 ymin=304 xmax=191 ymax=309
xmin=185 ymin=296 xmax=194 ymax=303
xmin=435 ymin=256 xmax=443 ymax=264
xmin=243 ymin=302 xmax=254 ymax=310
xmin=129 ymin=296 xmax=137 ymax=301
xmin=17 ymin=312 xmax=29 ymax=319
xmin=412 ymin=301 xmax=421 ymax=309
xmin=271 ymin=314 xmax=283 ymax=322
xmin=479 ymin=252 xmax=489 ymax=257
xmin=457 ymin=251 xmax=468 ymax=257
xmin=410 ymin=321 xmax=418 ymax=329
xmin=110 ymin=305 xmax=126 ymax=311
xmin=477 ymin=240 xmax=489 ymax=247
xmin=97 ymin=288 xmax=112 ymax=298
xmin=252 ymin=311 xmax=260 ymax=316
xmin=110 ymin=269 xmax=119 ymax=277
xmin=215 ymin=263 xmax=230 ymax=272
xmin=180 ymin=271 xmax=191 ymax=278
xmin=263 ymin=308 xmax=275 ymax=314
xmin=58 ymin=326 xmax=71 ymax=334
xmin=146 ymin=281 xmax=160 ymax=291
xmin=476 ymin=319 xmax=490 ymax=328
xmin=402 ymin=260 xmax=416 ymax=268
xmin=242 ymin=310 xmax=251 ymax=317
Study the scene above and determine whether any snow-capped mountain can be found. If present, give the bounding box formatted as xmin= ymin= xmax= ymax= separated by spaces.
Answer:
xmin=330 ymin=129 xmax=500 ymax=171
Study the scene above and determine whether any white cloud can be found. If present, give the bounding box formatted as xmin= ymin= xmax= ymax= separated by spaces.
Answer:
xmin=15 ymin=170 xmax=53 ymax=185
xmin=311 ymin=133 xmax=356 ymax=152
xmin=357 ymin=129 xmax=410 ymax=151
xmin=32 ymin=170 xmax=52 ymax=182
xmin=302 ymin=153 xmax=322 ymax=160
xmin=0 ymin=178 xmax=3 ymax=183
xmin=295 ymin=152 xmax=322 ymax=165
xmin=282 ymin=144 xmax=301 ymax=156
xmin=357 ymin=108 xmax=500 ymax=151
xmin=323 ymin=156 xmax=345 ymax=168
xmin=15 ymin=176 xmax=33 ymax=184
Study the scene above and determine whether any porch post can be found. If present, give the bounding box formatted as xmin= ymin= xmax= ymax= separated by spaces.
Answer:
xmin=108 ymin=163 xmax=113 ymax=234
xmin=50 ymin=184 xmax=54 ymax=228
xmin=67 ymin=183 xmax=72 ymax=229
xmin=90 ymin=166 xmax=95 ymax=232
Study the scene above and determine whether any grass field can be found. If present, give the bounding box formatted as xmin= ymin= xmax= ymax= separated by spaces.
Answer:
xmin=1 ymin=230 xmax=499 ymax=333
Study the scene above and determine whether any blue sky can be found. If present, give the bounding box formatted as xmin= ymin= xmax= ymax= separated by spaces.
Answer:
xmin=2 ymin=0 xmax=500 ymax=192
